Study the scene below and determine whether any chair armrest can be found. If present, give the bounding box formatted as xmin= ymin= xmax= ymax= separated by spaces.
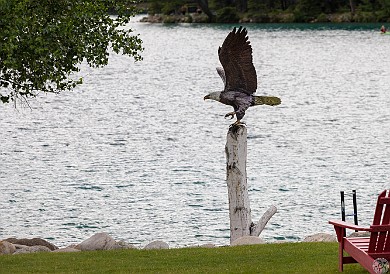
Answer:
xmin=329 ymin=219 xmax=371 ymax=232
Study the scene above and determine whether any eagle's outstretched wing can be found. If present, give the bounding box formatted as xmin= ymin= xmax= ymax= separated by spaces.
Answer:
xmin=216 ymin=67 xmax=226 ymax=86
xmin=218 ymin=27 xmax=257 ymax=95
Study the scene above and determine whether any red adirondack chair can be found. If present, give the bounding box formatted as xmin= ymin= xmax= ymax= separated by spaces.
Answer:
xmin=329 ymin=190 xmax=390 ymax=273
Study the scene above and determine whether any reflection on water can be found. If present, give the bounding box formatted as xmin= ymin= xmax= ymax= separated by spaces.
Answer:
xmin=1 ymin=20 xmax=390 ymax=247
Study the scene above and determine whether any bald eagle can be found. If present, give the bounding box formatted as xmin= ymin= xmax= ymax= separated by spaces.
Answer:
xmin=204 ymin=26 xmax=281 ymax=126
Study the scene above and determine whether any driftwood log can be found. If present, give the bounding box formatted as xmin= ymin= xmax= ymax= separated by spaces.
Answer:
xmin=225 ymin=125 xmax=277 ymax=243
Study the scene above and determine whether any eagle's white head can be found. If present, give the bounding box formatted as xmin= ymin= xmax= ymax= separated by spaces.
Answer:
xmin=204 ymin=91 xmax=222 ymax=102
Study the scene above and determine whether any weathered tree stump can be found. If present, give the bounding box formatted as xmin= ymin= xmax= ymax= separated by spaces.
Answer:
xmin=225 ymin=125 xmax=277 ymax=243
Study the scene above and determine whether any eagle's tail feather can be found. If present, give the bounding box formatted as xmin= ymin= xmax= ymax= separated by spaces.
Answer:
xmin=254 ymin=96 xmax=281 ymax=106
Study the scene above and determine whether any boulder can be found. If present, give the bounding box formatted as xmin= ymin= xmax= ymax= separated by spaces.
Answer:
xmin=13 ymin=244 xmax=28 ymax=250
xmin=13 ymin=245 xmax=51 ymax=254
xmin=0 ymin=241 xmax=16 ymax=255
xmin=303 ymin=233 xmax=336 ymax=242
xmin=144 ymin=240 xmax=169 ymax=250
xmin=75 ymin=232 xmax=116 ymax=251
xmin=4 ymin=238 xmax=57 ymax=251
xmin=111 ymin=240 xmax=137 ymax=250
xmin=231 ymin=236 xmax=265 ymax=246
xmin=52 ymin=247 xmax=81 ymax=253
xmin=348 ymin=231 xmax=370 ymax=238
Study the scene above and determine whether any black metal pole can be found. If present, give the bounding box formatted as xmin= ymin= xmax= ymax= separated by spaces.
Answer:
xmin=352 ymin=190 xmax=358 ymax=231
xmin=341 ymin=191 xmax=345 ymax=221
xmin=341 ymin=191 xmax=346 ymax=236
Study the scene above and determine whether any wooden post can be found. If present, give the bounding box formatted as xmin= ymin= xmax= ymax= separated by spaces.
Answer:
xmin=225 ymin=124 xmax=277 ymax=244
xmin=225 ymin=125 xmax=252 ymax=243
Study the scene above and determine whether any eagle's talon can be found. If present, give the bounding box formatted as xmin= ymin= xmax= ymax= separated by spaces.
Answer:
xmin=230 ymin=120 xmax=245 ymax=127
xmin=224 ymin=112 xmax=236 ymax=119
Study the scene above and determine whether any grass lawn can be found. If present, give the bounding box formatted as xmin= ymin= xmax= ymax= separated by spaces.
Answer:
xmin=0 ymin=242 xmax=368 ymax=273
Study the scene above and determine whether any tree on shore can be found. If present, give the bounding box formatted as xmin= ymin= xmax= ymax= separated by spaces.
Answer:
xmin=144 ymin=0 xmax=390 ymax=23
xmin=0 ymin=0 xmax=143 ymax=104
xmin=349 ymin=0 xmax=356 ymax=14
xmin=196 ymin=0 xmax=216 ymax=22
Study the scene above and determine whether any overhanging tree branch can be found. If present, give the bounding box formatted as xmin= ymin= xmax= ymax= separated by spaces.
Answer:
xmin=0 ymin=0 xmax=143 ymax=104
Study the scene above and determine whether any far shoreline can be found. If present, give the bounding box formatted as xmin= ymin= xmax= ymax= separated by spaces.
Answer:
xmin=139 ymin=12 xmax=390 ymax=25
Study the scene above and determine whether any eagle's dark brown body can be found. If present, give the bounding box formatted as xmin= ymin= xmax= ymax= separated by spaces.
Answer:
xmin=204 ymin=27 xmax=281 ymax=124
xmin=219 ymin=91 xmax=254 ymax=121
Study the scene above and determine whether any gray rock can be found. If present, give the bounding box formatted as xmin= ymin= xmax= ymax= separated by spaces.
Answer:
xmin=13 ymin=244 xmax=27 ymax=250
xmin=144 ymin=240 xmax=169 ymax=250
xmin=231 ymin=236 xmax=265 ymax=246
xmin=348 ymin=231 xmax=370 ymax=238
xmin=303 ymin=233 xmax=337 ymax=242
xmin=75 ymin=232 xmax=116 ymax=251
xmin=0 ymin=241 xmax=16 ymax=255
xmin=52 ymin=247 xmax=81 ymax=253
xmin=111 ymin=240 xmax=137 ymax=250
xmin=13 ymin=245 xmax=51 ymax=254
xmin=4 ymin=238 xmax=57 ymax=251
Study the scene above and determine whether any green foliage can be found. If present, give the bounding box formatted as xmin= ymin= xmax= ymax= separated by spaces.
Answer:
xmin=245 ymin=12 xmax=271 ymax=23
xmin=274 ymin=12 xmax=296 ymax=23
xmin=0 ymin=0 xmax=143 ymax=104
xmin=295 ymin=0 xmax=323 ymax=21
xmin=143 ymin=0 xmax=390 ymax=23
xmin=161 ymin=1 xmax=182 ymax=15
xmin=216 ymin=7 xmax=240 ymax=23
xmin=353 ymin=11 xmax=379 ymax=22
xmin=359 ymin=0 xmax=375 ymax=11
xmin=376 ymin=9 xmax=390 ymax=21
xmin=317 ymin=13 xmax=329 ymax=22
xmin=0 ymin=242 xmax=368 ymax=273
xmin=148 ymin=1 xmax=163 ymax=15
xmin=145 ymin=0 xmax=390 ymax=18
xmin=379 ymin=0 xmax=390 ymax=16
xmin=210 ymin=0 xmax=233 ymax=10
xmin=248 ymin=1 xmax=269 ymax=13
xmin=146 ymin=0 xmax=183 ymax=15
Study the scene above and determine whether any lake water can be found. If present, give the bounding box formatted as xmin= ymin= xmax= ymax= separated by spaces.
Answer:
xmin=1 ymin=18 xmax=390 ymax=248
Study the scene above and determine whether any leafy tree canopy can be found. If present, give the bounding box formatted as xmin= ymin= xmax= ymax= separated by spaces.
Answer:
xmin=0 ymin=0 xmax=143 ymax=104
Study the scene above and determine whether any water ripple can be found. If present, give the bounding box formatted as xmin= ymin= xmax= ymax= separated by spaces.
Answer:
xmin=1 ymin=22 xmax=390 ymax=247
